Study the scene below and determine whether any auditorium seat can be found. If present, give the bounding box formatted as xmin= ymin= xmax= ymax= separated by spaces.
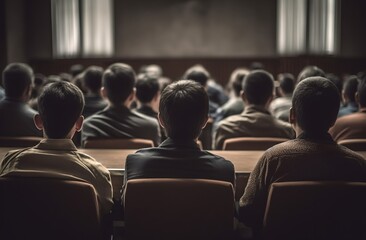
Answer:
xmin=338 ymin=138 xmax=366 ymax=151
xmin=263 ymin=181 xmax=366 ymax=240
xmin=83 ymin=138 xmax=154 ymax=149
xmin=222 ymin=137 xmax=289 ymax=150
xmin=0 ymin=176 xmax=102 ymax=240
xmin=0 ymin=136 xmax=42 ymax=147
xmin=124 ymin=178 xmax=235 ymax=240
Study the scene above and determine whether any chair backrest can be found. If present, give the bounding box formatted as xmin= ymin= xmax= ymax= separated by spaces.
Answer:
xmin=0 ymin=136 xmax=42 ymax=147
xmin=83 ymin=138 xmax=154 ymax=149
xmin=0 ymin=177 xmax=101 ymax=240
xmin=222 ymin=137 xmax=289 ymax=150
xmin=263 ymin=181 xmax=366 ymax=240
xmin=338 ymin=138 xmax=366 ymax=151
xmin=124 ymin=178 xmax=235 ymax=240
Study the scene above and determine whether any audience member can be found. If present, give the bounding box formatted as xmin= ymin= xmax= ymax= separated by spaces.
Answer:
xmin=269 ymin=73 xmax=295 ymax=122
xmin=297 ymin=65 xmax=325 ymax=83
xmin=135 ymin=75 xmax=160 ymax=119
xmin=183 ymin=65 xmax=219 ymax=116
xmin=0 ymin=63 xmax=42 ymax=137
xmin=239 ymin=77 xmax=366 ymax=237
xmin=213 ymin=68 xmax=247 ymax=126
xmin=330 ymin=77 xmax=366 ymax=141
xmin=214 ymin=70 xmax=294 ymax=150
xmin=81 ymin=66 xmax=108 ymax=118
xmin=338 ymin=75 xmax=359 ymax=117
xmin=82 ymin=63 xmax=160 ymax=146
xmin=0 ymin=81 xmax=113 ymax=215
xmin=122 ymin=80 xmax=235 ymax=202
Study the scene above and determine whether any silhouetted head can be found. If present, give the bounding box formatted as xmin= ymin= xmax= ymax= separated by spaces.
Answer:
xmin=230 ymin=68 xmax=249 ymax=97
xmin=37 ymin=81 xmax=85 ymax=139
xmin=291 ymin=77 xmax=340 ymax=134
xmin=159 ymin=80 xmax=208 ymax=140
xmin=136 ymin=75 xmax=160 ymax=104
xmin=278 ymin=73 xmax=295 ymax=95
xmin=242 ymin=70 xmax=274 ymax=106
xmin=2 ymin=63 xmax=34 ymax=100
xmin=102 ymin=63 xmax=136 ymax=106
xmin=342 ymin=76 xmax=359 ymax=103
xmin=297 ymin=66 xmax=325 ymax=84
xmin=357 ymin=77 xmax=366 ymax=108
xmin=82 ymin=66 xmax=104 ymax=94
xmin=183 ymin=65 xmax=210 ymax=87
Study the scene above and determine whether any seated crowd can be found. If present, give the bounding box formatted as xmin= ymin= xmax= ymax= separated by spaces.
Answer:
xmin=0 ymin=61 xmax=366 ymax=239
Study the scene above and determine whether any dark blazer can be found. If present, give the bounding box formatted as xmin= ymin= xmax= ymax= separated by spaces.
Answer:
xmin=83 ymin=95 xmax=108 ymax=118
xmin=122 ymin=138 xmax=236 ymax=200
xmin=0 ymin=98 xmax=42 ymax=137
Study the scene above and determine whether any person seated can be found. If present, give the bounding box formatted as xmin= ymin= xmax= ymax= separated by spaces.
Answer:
xmin=0 ymin=81 xmax=113 ymax=215
xmin=269 ymin=73 xmax=295 ymax=122
xmin=135 ymin=74 xmax=160 ymax=119
xmin=215 ymin=68 xmax=248 ymax=123
xmin=330 ymin=77 xmax=366 ymax=141
xmin=213 ymin=70 xmax=294 ymax=150
xmin=297 ymin=65 xmax=325 ymax=84
xmin=239 ymin=77 xmax=366 ymax=237
xmin=82 ymin=63 xmax=160 ymax=146
xmin=0 ymin=63 xmax=42 ymax=137
xmin=338 ymin=75 xmax=359 ymax=117
xmin=81 ymin=66 xmax=108 ymax=118
xmin=122 ymin=80 xmax=235 ymax=201
xmin=183 ymin=65 xmax=220 ymax=116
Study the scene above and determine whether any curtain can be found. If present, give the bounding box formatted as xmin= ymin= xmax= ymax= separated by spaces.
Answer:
xmin=308 ymin=0 xmax=339 ymax=54
xmin=81 ymin=0 xmax=114 ymax=56
xmin=52 ymin=0 xmax=80 ymax=57
xmin=277 ymin=0 xmax=307 ymax=55
xmin=52 ymin=0 xmax=114 ymax=58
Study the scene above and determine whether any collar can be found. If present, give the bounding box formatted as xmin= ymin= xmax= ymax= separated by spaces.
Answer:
xmin=34 ymin=139 xmax=78 ymax=151
xmin=297 ymin=131 xmax=335 ymax=144
xmin=108 ymin=104 xmax=131 ymax=113
xmin=241 ymin=104 xmax=271 ymax=115
xmin=159 ymin=138 xmax=200 ymax=150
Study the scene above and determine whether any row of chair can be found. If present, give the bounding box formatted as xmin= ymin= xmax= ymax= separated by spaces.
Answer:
xmin=1 ymin=177 xmax=365 ymax=240
xmin=1 ymin=136 xmax=366 ymax=151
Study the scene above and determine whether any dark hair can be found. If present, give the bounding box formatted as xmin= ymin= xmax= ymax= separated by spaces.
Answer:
xmin=159 ymin=80 xmax=208 ymax=140
xmin=232 ymin=71 xmax=247 ymax=97
xmin=2 ymin=63 xmax=33 ymax=99
xmin=242 ymin=70 xmax=274 ymax=105
xmin=135 ymin=75 xmax=160 ymax=103
xmin=297 ymin=66 xmax=326 ymax=83
xmin=292 ymin=77 xmax=340 ymax=133
xmin=357 ymin=77 xmax=366 ymax=107
xmin=183 ymin=66 xmax=210 ymax=87
xmin=38 ymin=81 xmax=85 ymax=138
xmin=278 ymin=73 xmax=295 ymax=94
xmin=343 ymin=76 xmax=359 ymax=103
xmin=102 ymin=63 xmax=136 ymax=105
xmin=82 ymin=66 xmax=104 ymax=93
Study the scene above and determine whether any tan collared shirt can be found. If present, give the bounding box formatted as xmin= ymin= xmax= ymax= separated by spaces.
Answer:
xmin=0 ymin=139 xmax=113 ymax=214
xmin=213 ymin=105 xmax=295 ymax=149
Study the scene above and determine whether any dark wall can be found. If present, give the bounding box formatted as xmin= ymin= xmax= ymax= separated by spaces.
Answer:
xmin=340 ymin=0 xmax=366 ymax=57
xmin=114 ymin=0 xmax=277 ymax=57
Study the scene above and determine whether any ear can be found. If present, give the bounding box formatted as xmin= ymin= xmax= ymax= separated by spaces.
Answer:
xmin=240 ymin=90 xmax=248 ymax=104
xmin=289 ymin=107 xmax=296 ymax=124
xmin=34 ymin=114 xmax=44 ymax=130
xmin=157 ymin=112 xmax=165 ymax=129
xmin=101 ymin=87 xmax=107 ymax=98
xmin=75 ymin=116 xmax=84 ymax=132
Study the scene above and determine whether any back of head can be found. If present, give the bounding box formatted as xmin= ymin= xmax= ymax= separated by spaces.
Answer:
xmin=136 ymin=75 xmax=160 ymax=103
xmin=292 ymin=77 xmax=340 ymax=134
xmin=103 ymin=63 xmax=136 ymax=105
xmin=145 ymin=64 xmax=163 ymax=78
xmin=357 ymin=77 xmax=366 ymax=108
xmin=159 ymin=80 xmax=208 ymax=140
xmin=82 ymin=66 xmax=104 ymax=93
xmin=230 ymin=69 xmax=249 ymax=97
xmin=297 ymin=66 xmax=326 ymax=83
xmin=2 ymin=63 xmax=33 ymax=99
xmin=38 ymin=81 xmax=85 ymax=138
xmin=70 ymin=64 xmax=84 ymax=77
xmin=278 ymin=73 xmax=295 ymax=95
xmin=343 ymin=76 xmax=359 ymax=103
xmin=183 ymin=65 xmax=210 ymax=87
xmin=242 ymin=70 xmax=274 ymax=105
